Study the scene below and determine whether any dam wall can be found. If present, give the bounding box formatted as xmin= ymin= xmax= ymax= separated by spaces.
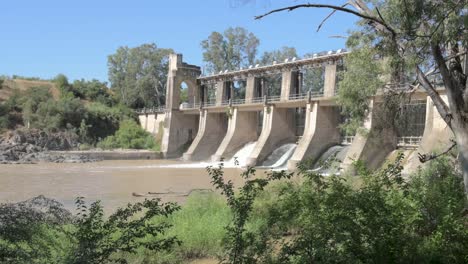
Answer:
xmin=138 ymin=51 xmax=451 ymax=171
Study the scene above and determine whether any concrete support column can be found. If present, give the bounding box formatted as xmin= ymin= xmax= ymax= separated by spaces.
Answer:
xmin=146 ymin=114 xmax=156 ymax=133
xmin=212 ymin=108 xmax=258 ymax=161
xmin=245 ymin=76 xmax=256 ymax=103
xmin=216 ymin=81 xmax=226 ymax=106
xmin=183 ymin=110 xmax=227 ymax=161
xmin=246 ymin=106 xmax=295 ymax=166
xmin=342 ymin=99 xmax=397 ymax=172
xmin=166 ymin=75 xmax=179 ymax=110
xmin=280 ymin=70 xmax=293 ymax=101
xmin=161 ymin=111 xmax=199 ymax=158
xmin=138 ymin=114 xmax=148 ymax=131
xmin=323 ymin=64 xmax=337 ymax=97
xmin=403 ymin=95 xmax=453 ymax=173
xmin=287 ymin=103 xmax=341 ymax=170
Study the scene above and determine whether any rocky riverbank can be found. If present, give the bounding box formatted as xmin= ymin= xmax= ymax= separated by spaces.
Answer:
xmin=0 ymin=129 xmax=99 ymax=164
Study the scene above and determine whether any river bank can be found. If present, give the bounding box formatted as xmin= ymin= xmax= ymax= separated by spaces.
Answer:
xmin=0 ymin=129 xmax=162 ymax=164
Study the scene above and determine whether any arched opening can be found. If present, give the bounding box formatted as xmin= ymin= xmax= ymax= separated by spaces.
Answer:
xmin=180 ymin=81 xmax=189 ymax=104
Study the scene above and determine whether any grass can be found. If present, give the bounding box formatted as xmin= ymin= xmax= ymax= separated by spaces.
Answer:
xmin=0 ymin=79 xmax=59 ymax=102
xmin=126 ymin=192 xmax=231 ymax=263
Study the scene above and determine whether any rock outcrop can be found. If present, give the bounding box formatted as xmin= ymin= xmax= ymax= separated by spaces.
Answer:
xmin=0 ymin=129 xmax=97 ymax=164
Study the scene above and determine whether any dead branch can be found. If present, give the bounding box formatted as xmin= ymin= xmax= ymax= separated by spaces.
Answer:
xmin=418 ymin=139 xmax=457 ymax=163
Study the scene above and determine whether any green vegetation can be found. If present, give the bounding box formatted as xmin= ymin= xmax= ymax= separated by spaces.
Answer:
xmin=201 ymin=27 xmax=260 ymax=74
xmin=108 ymin=43 xmax=173 ymax=108
xmin=97 ymin=119 xmax=159 ymax=150
xmin=0 ymin=156 xmax=466 ymax=263
xmin=0 ymin=197 xmax=180 ymax=264
xmin=0 ymin=75 xmax=156 ymax=151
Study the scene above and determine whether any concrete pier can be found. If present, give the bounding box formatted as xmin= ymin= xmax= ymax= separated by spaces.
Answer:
xmin=342 ymin=99 xmax=397 ymax=172
xmin=246 ymin=106 xmax=296 ymax=166
xmin=287 ymin=102 xmax=341 ymax=170
xmin=161 ymin=111 xmax=199 ymax=158
xmin=211 ymin=108 xmax=258 ymax=161
xmin=183 ymin=110 xmax=228 ymax=161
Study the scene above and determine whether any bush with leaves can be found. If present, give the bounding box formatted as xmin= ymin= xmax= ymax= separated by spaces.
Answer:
xmin=69 ymin=197 xmax=180 ymax=264
xmin=207 ymin=160 xmax=293 ymax=264
xmin=209 ymin=154 xmax=467 ymax=263
xmin=262 ymin=155 xmax=467 ymax=263
xmin=97 ymin=119 xmax=158 ymax=150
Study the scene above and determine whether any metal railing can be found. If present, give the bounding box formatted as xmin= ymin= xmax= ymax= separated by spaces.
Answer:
xmin=232 ymin=98 xmax=246 ymax=105
xmin=289 ymin=93 xmax=308 ymax=100
xmin=341 ymin=136 xmax=355 ymax=145
xmin=289 ymin=91 xmax=323 ymax=101
xmin=251 ymin=97 xmax=264 ymax=103
xmin=135 ymin=106 xmax=166 ymax=114
xmin=397 ymin=136 xmax=422 ymax=148
xmin=176 ymin=90 xmax=326 ymax=110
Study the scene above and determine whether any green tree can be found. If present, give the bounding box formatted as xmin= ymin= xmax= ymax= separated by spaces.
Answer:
xmin=201 ymin=27 xmax=260 ymax=74
xmin=72 ymin=79 xmax=116 ymax=106
xmin=256 ymin=1 xmax=468 ymax=195
xmin=257 ymin=46 xmax=297 ymax=65
xmin=108 ymin=43 xmax=173 ymax=108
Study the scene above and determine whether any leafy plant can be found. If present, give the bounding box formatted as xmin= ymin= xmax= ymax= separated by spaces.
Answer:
xmin=97 ymin=119 xmax=158 ymax=150
xmin=69 ymin=197 xmax=180 ymax=264
xmin=207 ymin=160 xmax=292 ymax=263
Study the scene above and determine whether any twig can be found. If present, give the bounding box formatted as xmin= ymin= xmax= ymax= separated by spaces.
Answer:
xmin=418 ymin=139 xmax=457 ymax=163
xmin=316 ymin=3 xmax=349 ymax=32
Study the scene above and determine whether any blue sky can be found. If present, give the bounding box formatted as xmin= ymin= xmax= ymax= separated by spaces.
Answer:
xmin=0 ymin=0 xmax=358 ymax=83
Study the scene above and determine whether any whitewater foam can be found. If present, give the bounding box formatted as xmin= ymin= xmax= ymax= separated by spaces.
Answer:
xmin=154 ymin=141 xmax=258 ymax=169
xmin=260 ymin=143 xmax=297 ymax=169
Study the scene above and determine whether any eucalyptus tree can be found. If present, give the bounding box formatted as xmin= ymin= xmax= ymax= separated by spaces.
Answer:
xmin=256 ymin=1 xmax=468 ymax=195
xmin=201 ymin=27 xmax=260 ymax=74
xmin=108 ymin=43 xmax=173 ymax=108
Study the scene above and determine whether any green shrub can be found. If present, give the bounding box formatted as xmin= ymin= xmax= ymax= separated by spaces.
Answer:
xmin=133 ymin=192 xmax=230 ymax=263
xmin=97 ymin=119 xmax=158 ymax=150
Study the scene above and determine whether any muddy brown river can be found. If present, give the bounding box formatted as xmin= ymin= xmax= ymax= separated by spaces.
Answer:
xmin=0 ymin=160 xmax=263 ymax=212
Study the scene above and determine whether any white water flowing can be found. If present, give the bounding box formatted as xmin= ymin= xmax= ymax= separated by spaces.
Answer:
xmin=312 ymin=145 xmax=349 ymax=175
xmin=224 ymin=141 xmax=257 ymax=167
xmin=156 ymin=141 xmax=258 ymax=168
xmin=260 ymin=143 xmax=297 ymax=169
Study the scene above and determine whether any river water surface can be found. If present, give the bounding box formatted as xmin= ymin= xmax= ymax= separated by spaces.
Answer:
xmin=0 ymin=160 xmax=261 ymax=212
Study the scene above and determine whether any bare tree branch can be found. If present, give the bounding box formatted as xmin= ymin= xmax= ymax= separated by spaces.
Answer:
xmin=418 ymin=139 xmax=457 ymax=163
xmin=416 ymin=65 xmax=452 ymax=128
xmin=316 ymin=3 xmax=349 ymax=32
xmin=254 ymin=3 xmax=397 ymax=37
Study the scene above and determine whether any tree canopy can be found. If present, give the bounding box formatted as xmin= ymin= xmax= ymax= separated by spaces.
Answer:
xmin=108 ymin=43 xmax=173 ymax=108
xmin=201 ymin=27 xmax=260 ymax=74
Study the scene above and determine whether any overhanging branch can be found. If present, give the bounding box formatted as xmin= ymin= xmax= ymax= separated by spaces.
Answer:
xmin=254 ymin=3 xmax=397 ymax=37
xmin=418 ymin=139 xmax=457 ymax=163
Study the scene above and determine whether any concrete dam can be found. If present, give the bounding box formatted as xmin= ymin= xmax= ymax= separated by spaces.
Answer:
xmin=137 ymin=52 xmax=452 ymax=172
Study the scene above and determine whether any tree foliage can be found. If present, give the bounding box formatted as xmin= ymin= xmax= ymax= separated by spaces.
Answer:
xmin=207 ymin=160 xmax=293 ymax=264
xmin=108 ymin=43 xmax=173 ymax=108
xmin=0 ymin=196 xmax=180 ymax=264
xmin=69 ymin=197 xmax=180 ymax=264
xmin=97 ymin=119 xmax=158 ymax=150
xmin=201 ymin=27 xmax=260 ymax=74
xmin=337 ymin=47 xmax=384 ymax=134
xmin=209 ymin=156 xmax=468 ymax=263
xmin=256 ymin=46 xmax=297 ymax=65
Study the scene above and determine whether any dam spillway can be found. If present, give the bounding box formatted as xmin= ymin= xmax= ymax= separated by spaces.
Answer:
xmin=138 ymin=52 xmax=452 ymax=173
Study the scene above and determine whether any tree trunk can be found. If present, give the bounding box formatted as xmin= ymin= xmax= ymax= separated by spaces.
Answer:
xmin=454 ymin=126 xmax=468 ymax=196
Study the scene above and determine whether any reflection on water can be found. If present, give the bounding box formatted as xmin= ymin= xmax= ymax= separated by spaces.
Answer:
xmin=0 ymin=160 xmax=261 ymax=213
